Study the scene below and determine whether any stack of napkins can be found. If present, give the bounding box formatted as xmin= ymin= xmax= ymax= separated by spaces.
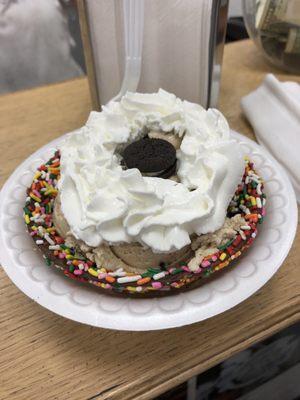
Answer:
xmin=241 ymin=74 xmax=300 ymax=203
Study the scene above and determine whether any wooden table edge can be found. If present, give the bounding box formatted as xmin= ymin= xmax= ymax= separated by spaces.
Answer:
xmin=108 ymin=305 xmax=300 ymax=400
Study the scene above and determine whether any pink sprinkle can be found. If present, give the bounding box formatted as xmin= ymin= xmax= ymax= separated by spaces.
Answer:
xmin=171 ymin=282 xmax=179 ymax=288
xmin=98 ymin=273 xmax=107 ymax=279
xmin=84 ymin=263 xmax=89 ymax=271
xmin=48 ymin=179 xmax=53 ymax=185
xmin=201 ymin=260 xmax=211 ymax=268
xmin=74 ymin=269 xmax=83 ymax=275
xmin=32 ymin=189 xmax=41 ymax=198
xmin=105 ymin=284 xmax=112 ymax=289
xmin=58 ymin=252 xmax=66 ymax=259
xmin=182 ymin=266 xmax=190 ymax=272
xmin=194 ymin=267 xmax=202 ymax=274
xmin=30 ymin=231 xmax=36 ymax=236
xmin=152 ymin=282 xmax=162 ymax=289
xmin=40 ymin=207 xmax=45 ymax=214
xmin=211 ymin=255 xmax=218 ymax=262
xmin=168 ymin=268 xmax=175 ymax=273
xmin=261 ymin=207 xmax=266 ymax=216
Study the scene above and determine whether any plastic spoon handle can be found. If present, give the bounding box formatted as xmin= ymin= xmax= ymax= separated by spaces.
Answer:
xmin=110 ymin=0 xmax=144 ymax=103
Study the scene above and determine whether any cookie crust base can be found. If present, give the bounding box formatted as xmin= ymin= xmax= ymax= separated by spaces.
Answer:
xmin=24 ymin=152 xmax=266 ymax=297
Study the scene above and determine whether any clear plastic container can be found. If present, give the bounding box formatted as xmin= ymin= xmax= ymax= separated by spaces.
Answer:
xmin=82 ymin=0 xmax=229 ymax=108
xmin=243 ymin=0 xmax=300 ymax=73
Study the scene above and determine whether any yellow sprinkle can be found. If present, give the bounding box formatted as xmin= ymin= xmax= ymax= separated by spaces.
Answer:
xmin=88 ymin=268 xmax=98 ymax=277
xmin=25 ymin=215 xmax=30 ymax=224
xmin=46 ymin=227 xmax=56 ymax=232
xmin=44 ymin=189 xmax=58 ymax=196
xmin=65 ymin=255 xmax=74 ymax=260
xmin=126 ymin=286 xmax=137 ymax=292
xmin=100 ymin=268 xmax=106 ymax=273
xmin=240 ymin=199 xmax=244 ymax=204
xmin=30 ymin=193 xmax=41 ymax=202
xmin=33 ymin=171 xmax=42 ymax=180
xmin=31 ymin=225 xmax=38 ymax=231
xmin=219 ymin=252 xmax=227 ymax=261
xmin=250 ymin=196 xmax=256 ymax=206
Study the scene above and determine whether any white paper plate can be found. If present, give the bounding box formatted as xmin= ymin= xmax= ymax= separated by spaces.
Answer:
xmin=0 ymin=131 xmax=297 ymax=331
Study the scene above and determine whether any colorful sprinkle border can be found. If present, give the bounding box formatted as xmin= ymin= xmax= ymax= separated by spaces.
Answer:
xmin=24 ymin=151 xmax=266 ymax=296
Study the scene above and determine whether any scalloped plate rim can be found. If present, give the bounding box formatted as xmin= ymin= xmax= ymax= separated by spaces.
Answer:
xmin=0 ymin=130 xmax=297 ymax=331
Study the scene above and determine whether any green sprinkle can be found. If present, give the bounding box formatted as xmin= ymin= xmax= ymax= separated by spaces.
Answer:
xmin=218 ymin=238 xmax=234 ymax=251
xmin=50 ymin=173 xmax=57 ymax=179
xmin=148 ymin=268 xmax=161 ymax=274
xmin=141 ymin=271 xmax=153 ymax=278
xmin=23 ymin=206 xmax=30 ymax=215
xmin=170 ymin=268 xmax=182 ymax=275
xmin=45 ymin=257 xmax=52 ymax=266
xmin=259 ymin=217 xmax=264 ymax=224
xmin=114 ymin=283 xmax=123 ymax=291
xmin=73 ymin=254 xmax=86 ymax=261
xmin=69 ymin=265 xmax=75 ymax=273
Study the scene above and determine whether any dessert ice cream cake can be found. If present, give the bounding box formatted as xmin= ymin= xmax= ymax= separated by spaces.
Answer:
xmin=24 ymin=90 xmax=266 ymax=297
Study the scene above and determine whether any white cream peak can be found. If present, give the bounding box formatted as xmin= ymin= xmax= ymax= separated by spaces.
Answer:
xmin=59 ymin=89 xmax=244 ymax=252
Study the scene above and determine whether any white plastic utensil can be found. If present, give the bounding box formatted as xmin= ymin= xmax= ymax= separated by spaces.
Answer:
xmin=110 ymin=0 xmax=144 ymax=103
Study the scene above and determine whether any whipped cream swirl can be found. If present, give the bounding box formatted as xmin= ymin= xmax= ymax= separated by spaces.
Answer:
xmin=59 ymin=90 xmax=244 ymax=252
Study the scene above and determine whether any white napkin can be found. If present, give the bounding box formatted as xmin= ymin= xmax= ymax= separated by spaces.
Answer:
xmin=241 ymin=73 xmax=300 ymax=203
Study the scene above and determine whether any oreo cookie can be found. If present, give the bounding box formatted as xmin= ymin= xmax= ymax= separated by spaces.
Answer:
xmin=122 ymin=137 xmax=177 ymax=179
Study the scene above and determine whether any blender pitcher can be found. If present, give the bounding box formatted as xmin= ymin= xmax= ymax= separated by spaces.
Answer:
xmin=78 ymin=0 xmax=229 ymax=108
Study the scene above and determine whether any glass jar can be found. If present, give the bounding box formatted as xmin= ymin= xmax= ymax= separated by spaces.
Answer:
xmin=243 ymin=0 xmax=300 ymax=74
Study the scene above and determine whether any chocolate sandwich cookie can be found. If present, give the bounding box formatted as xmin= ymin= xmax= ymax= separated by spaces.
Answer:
xmin=122 ymin=137 xmax=177 ymax=179
xmin=24 ymin=152 xmax=266 ymax=298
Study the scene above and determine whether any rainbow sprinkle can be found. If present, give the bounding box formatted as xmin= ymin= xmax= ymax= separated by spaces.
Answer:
xmin=24 ymin=153 xmax=266 ymax=296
